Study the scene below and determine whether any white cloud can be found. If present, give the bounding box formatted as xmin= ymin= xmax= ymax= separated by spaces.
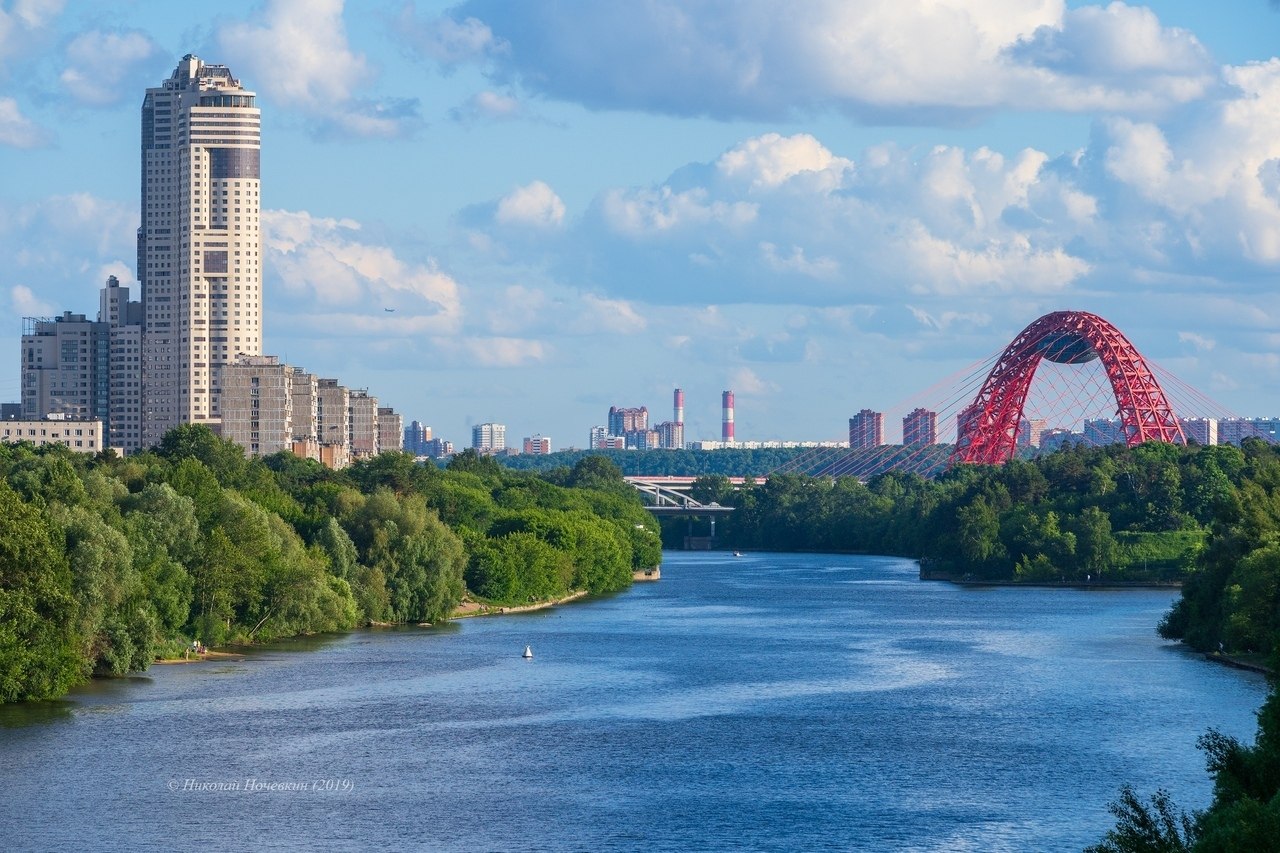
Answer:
xmin=0 ymin=0 xmax=63 ymax=69
xmin=447 ymin=336 xmax=547 ymax=367
xmin=219 ymin=0 xmax=418 ymax=138
xmin=568 ymin=133 xmax=1092 ymax=304
xmin=262 ymin=209 xmax=462 ymax=331
xmin=496 ymin=181 xmax=565 ymax=228
xmin=717 ymin=133 xmax=852 ymax=191
xmin=395 ymin=9 xmax=504 ymax=67
xmin=601 ymin=186 xmax=757 ymax=237
xmin=729 ymin=367 xmax=777 ymax=396
xmin=0 ymin=96 xmax=47 ymax=147
xmin=59 ymin=30 xmax=160 ymax=105
xmin=11 ymin=284 xmax=54 ymax=316
xmin=450 ymin=89 xmax=540 ymax=124
xmin=1178 ymin=331 xmax=1216 ymax=352
xmin=429 ymin=0 xmax=1214 ymax=121
xmin=576 ymin=294 xmax=647 ymax=334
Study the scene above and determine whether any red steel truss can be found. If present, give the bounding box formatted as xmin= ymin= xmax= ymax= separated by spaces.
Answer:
xmin=953 ymin=311 xmax=1185 ymax=465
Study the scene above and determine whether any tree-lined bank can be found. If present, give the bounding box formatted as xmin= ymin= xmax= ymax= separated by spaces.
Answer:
xmin=0 ymin=429 xmax=659 ymax=704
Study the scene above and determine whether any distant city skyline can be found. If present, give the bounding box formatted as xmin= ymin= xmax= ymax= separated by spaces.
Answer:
xmin=3 ymin=2 xmax=1280 ymax=447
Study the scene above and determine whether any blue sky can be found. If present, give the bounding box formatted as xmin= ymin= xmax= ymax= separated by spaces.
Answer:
xmin=3 ymin=0 xmax=1280 ymax=448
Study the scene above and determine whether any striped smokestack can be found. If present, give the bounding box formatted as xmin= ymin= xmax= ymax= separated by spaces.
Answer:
xmin=674 ymin=388 xmax=685 ymax=424
xmin=722 ymin=390 xmax=734 ymax=443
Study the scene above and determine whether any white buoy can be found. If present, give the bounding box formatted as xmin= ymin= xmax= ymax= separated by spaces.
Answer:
xmin=522 ymin=645 xmax=533 ymax=659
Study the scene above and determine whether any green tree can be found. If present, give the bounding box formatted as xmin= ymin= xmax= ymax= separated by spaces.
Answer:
xmin=0 ymin=483 xmax=83 ymax=702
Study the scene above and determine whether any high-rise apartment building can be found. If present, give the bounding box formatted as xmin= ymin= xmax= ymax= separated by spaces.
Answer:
xmin=404 ymin=420 xmax=431 ymax=455
xmin=348 ymin=391 xmax=379 ymax=460
xmin=1179 ymin=417 xmax=1218 ymax=446
xmin=100 ymin=276 xmax=145 ymax=452
xmin=589 ymin=425 xmax=608 ymax=449
xmin=472 ymin=422 xmax=506 ymax=454
xmin=140 ymin=55 xmax=262 ymax=446
xmin=848 ymin=409 xmax=884 ymax=449
xmin=21 ymin=312 xmax=110 ymax=429
xmin=523 ymin=435 xmax=551 ymax=455
xmin=289 ymin=369 xmax=319 ymax=461
xmin=608 ymin=406 xmax=648 ymax=436
xmin=1083 ymin=418 xmax=1125 ymax=447
xmin=902 ymin=408 xmax=937 ymax=445
xmin=1017 ymin=418 xmax=1048 ymax=448
xmin=220 ymin=355 xmax=294 ymax=457
xmin=378 ymin=407 xmax=403 ymax=453
xmin=316 ymin=379 xmax=350 ymax=468
xmin=22 ymin=277 xmax=148 ymax=456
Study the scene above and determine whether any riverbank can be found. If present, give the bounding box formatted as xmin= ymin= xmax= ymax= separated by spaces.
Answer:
xmin=919 ymin=567 xmax=1180 ymax=588
xmin=1204 ymin=651 xmax=1273 ymax=675
xmin=153 ymin=650 xmax=246 ymax=665
xmin=450 ymin=590 xmax=590 ymax=619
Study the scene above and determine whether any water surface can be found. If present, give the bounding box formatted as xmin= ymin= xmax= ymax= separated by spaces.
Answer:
xmin=0 ymin=552 xmax=1266 ymax=851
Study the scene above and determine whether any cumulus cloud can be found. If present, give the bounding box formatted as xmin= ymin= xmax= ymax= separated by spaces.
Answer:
xmin=449 ymin=90 xmax=524 ymax=124
xmin=567 ymin=132 xmax=1092 ymax=305
xmin=59 ymin=30 xmax=160 ymax=105
xmin=495 ymin=181 xmax=565 ymax=228
xmin=0 ymin=0 xmax=64 ymax=70
xmin=729 ymin=367 xmax=777 ymax=396
xmin=394 ymin=8 xmax=505 ymax=67
xmin=1178 ymin=331 xmax=1216 ymax=352
xmin=0 ymin=96 xmax=48 ymax=147
xmin=262 ymin=209 xmax=462 ymax=332
xmin=575 ymin=294 xmax=647 ymax=334
xmin=11 ymin=284 xmax=55 ymax=316
xmin=421 ymin=0 xmax=1214 ymax=121
xmin=219 ymin=0 xmax=418 ymax=138
xmin=448 ymin=336 xmax=547 ymax=367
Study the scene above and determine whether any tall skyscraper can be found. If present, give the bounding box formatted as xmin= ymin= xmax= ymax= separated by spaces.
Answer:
xmin=140 ymin=55 xmax=262 ymax=446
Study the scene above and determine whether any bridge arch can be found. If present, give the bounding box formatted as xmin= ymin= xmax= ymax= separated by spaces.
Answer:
xmin=953 ymin=310 xmax=1184 ymax=465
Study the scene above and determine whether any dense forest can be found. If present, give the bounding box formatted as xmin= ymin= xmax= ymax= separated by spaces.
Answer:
xmin=0 ymin=427 xmax=660 ymax=704
xmin=671 ymin=440 xmax=1252 ymax=585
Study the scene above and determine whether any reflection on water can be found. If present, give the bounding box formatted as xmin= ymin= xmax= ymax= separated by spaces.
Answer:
xmin=0 ymin=552 xmax=1267 ymax=853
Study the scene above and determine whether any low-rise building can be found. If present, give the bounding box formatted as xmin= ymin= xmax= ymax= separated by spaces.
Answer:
xmin=0 ymin=416 xmax=104 ymax=453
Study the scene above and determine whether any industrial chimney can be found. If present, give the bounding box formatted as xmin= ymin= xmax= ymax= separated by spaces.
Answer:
xmin=674 ymin=388 xmax=685 ymax=425
xmin=722 ymin=390 xmax=735 ymax=443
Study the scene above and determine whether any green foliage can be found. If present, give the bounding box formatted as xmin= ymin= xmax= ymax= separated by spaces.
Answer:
xmin=0 ymin=483 xmax=83 ymax=702
xmin=1084 ymin=786 xmax=1195 ymax=853
xmin=1 ymin=426 xmax=659 ymax=702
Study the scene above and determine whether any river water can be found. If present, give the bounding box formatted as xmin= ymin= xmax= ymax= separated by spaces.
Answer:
xmin=0 ymin=552 xmax=1267 ymax=852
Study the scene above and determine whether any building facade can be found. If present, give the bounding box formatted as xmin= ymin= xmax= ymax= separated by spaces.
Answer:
xmin=523 ymin=435 xmax=551 ymax=454
xmin=608 ymin=406 xmax=648 ymax=435
xmin=0 ymin=416 xmax=104 ymax=453
xmin=848 ymin=409 xmax=884 ymax=449
xmin=316 ymin=379 xmax=350 ymax=468
xmin=1083 ymin=418 xmax=1125 ymax=447
xmin=378 ymin=407 xmax=403 ymax=454
xmin=219 ymin=355 xmax=294 ymax=457
xmin=140 ymin=55 xmax=262 ymax=446
xmin=472 ymin=422 xmax=506 ymax=454
xmin=20 ymin=312 xmax=110 ymax=432
xmin=404 ymin=420 xmax=431 ymax=455
xmin=1179 ymin=417 xmax=1218 ymax=446
xmin=348 ymin=391 xmax=379 ymax=460
xmin=100 ymin=276 xmax=144 ymax=452
xmin=902 ymin=408 xmax=937 ymax=445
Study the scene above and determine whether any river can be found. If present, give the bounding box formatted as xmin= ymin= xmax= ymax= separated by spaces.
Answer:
xmin=0 ymin=552 xmax=1267 ymax=852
